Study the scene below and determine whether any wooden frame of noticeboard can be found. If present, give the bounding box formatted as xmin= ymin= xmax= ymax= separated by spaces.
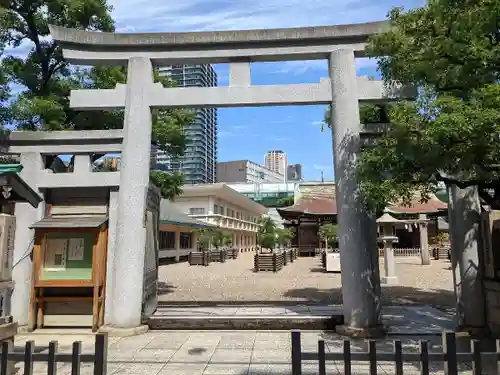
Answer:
xmin=29 ymin=224 xmax=108 ymax=332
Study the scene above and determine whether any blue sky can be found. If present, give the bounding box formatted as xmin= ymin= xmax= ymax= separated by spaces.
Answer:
xmin=108 ymin=0 xmax=424 ymax=180
xmin=5 ymin=0 xmax=424 ymax=178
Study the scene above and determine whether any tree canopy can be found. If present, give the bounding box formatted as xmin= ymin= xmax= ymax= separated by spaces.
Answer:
xmin=257 ymin=216 xmax=278 ymax=251
xmin=275 ymin=227 xmax=295 ymax=248
xmin=0 ymin=0 xmax=192 ymax=198
xmin=353 ymin=0 xmax=500 ymax=210
xmin=196 ymin=228 xmax=232 ymax=250
xmin=318 ymin=223 xmax=337 ymax=248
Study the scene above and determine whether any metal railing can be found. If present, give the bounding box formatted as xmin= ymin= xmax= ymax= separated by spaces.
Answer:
xmin=3 ymin=334 xmax=107 ymax=375
xmin=291 ymin=330 xmax=499 ymax=375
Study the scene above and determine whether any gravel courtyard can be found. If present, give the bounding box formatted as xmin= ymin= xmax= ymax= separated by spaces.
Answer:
xmin=158 ymin=252 xmax=454 ymax=309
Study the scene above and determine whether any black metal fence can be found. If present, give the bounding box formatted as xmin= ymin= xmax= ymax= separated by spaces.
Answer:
xmin=1 ymin=334 xmax=107 ymax=375
xmin=291 ymin=330 xmax=500 ymax=375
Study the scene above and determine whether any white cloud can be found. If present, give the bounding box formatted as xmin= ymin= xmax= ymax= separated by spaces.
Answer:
xmin=311 ymin=120 xmax=324 ymax=127
xmin=109 ymin=0 xmax=422 ymax=34
xmin=313 ymin=163 xmax=333 ymax=171
xmin=271 ymin=56 xmax=379 ymax=76
xmin=105 ymin=0 xmax=421 ymax=77
xmin=218 ymin=131 xmax=235 ymax=138
xmin=270 ymin=136 xmax=290 ymax=141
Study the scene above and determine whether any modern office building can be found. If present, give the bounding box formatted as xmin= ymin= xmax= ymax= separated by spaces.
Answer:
xmin=264 ymin=150 xmax=287 ymax=175
xmin=287 ymin=164 xmax=303 ymax=182
xmin=217 ymin=160 xmax=284 ymax=184
xmin=157 ymin=64 xmax=218 ymax=184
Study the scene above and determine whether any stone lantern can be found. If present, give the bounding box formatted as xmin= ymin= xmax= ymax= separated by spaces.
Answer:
xmin=377 ymin=212 xmax=400 ymax=285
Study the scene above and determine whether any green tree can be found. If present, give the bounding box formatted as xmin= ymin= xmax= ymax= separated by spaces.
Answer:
xmin=196 ymin=228 xmax=213 ymax=251
xmin=211 ymin=230 xmax=232 ymax=250
xmin=318 ymin=223 xmax=338 ymax=249
xmin=275 ymin=227 xmax=295 ymax=248
xmin=276 ymin=195 xmax=294 ymax=207
xmin=351 ymin=1 xmax=500 ymax=210
xmin=195 ymin=228 xmax=232 ymax=251
xmin=150 ymin=171 xmax=184 ymax=201
xmin=0 ymin=0 xmax=192 ymax=199
xmin=257 ymin=216 xmax=277 ymax=252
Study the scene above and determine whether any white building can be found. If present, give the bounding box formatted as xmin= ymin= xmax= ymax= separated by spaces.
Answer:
xmin=173 ymin=183 xmax=268 ymax=251
xmin=264 ymin=150 xmax=287 ymax=176
xmin=217 ymin=160 xmax=284 ymax=183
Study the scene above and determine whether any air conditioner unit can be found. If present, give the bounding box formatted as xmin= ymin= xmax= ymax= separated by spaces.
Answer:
xmin=0 ymin=214 xmax=15 ymax=282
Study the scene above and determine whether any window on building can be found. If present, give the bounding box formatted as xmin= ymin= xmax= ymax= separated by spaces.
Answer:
xmin=189 ymin=208 xmax=205 ymax=215
xmin=180 ymin=232 xmax=193 ymax=249
xmin=236 ymin=212 xmax=240 ymax=219
xmin=159 ymin=231 xmax=175 ymax=249
xmin=214 ymin=204 xmax=224 ymax=215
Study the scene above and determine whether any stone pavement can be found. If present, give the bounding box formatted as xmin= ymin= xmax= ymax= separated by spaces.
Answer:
xmin=150 ymin=305 xmax=456 ymax=334
xmin=14 ymin=329 xmax=492 ymax=375
xmin=12 ymin=306 xmax=474 ymax=375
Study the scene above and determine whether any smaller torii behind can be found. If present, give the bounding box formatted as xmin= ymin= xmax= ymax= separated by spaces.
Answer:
xmin=49 ymin=21 xmax=415 ymax=336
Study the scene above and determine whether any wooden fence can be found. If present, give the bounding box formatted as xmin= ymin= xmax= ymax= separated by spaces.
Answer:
xmin=3 ymin=334 xmax=107 ymax=375
xmin=226 ymin=248 xmax=239 ymax=259
xmin=291 ymin=330 xmax=499 ymax=375
xmin=254 ymin=252 xmax=285 ymax=272
xmin=209 ymin=249 xmax=227 ymax=263
xmin=321 ymin=247 xmax=449 ymax=259
xmin=188 ymin=251 xmax=211 ymax=266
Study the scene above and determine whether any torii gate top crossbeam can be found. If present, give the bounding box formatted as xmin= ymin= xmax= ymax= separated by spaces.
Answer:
xmin=49 ymin=21 xmax=389 ymax=65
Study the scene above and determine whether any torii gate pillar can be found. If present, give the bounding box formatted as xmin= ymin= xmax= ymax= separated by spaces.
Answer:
xmin=109 ymin=57 xmax=154 ymax=329
xmin=329 ymin=49 xmax=384 ymax=337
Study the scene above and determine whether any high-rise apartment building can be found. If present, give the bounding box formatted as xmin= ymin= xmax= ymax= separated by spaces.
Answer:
xmin=217 ymin=160 xmax=284 ymax=184
xmin=264 ymin=150 xmax=287 ymax=176
xmin=157 ymin=64 xmax=218 ymax=184
xmin=286 ymin=164 xmax=303 ymax=182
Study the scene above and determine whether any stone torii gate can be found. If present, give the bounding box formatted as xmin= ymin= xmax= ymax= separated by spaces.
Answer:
xmin=49 ymin=21 xmax=414 ymax=336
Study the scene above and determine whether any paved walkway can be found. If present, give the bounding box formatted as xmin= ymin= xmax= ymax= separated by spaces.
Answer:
xmin=14 ymin=329 xmax=491 ymax=375
xmin=158 ymin=254 xmax=455 ymax=308
xmin=13 ymin=306 xmax=470 ymax=375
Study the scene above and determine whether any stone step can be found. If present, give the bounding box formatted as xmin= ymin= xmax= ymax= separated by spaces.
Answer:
xmin=148 ymin=306 xmax=344 ymax=330
xmin=148 ymin=314 xmax=343 ymax=330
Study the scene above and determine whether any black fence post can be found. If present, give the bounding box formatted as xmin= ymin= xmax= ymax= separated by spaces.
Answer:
xmin=47 ymin=341 xmax=58 ymax=375
xmin=291 ymin=330 xmax=302 ymax=375
xmin=443 ymin=332 xmax=458 ymax=375
xmin=318 ymin=339 xmax=326 ymax=375
xmin=0 ymin=341 xmax=9 ymax=375
xmin=93 ymin=334 xmax=108 ymax=375
xmin=71 ymin=342 xmax=82 ymax=375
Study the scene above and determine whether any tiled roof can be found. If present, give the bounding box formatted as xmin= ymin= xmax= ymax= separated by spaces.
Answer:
xmin=386 ymin=196 xmax=447 ymax=214
xmin=277 ymin=195 xmax=446 ymax=216
xmin=278 ymin=198 xmax=337 ymax=215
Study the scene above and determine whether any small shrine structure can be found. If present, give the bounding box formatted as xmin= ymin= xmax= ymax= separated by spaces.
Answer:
xmin=277 ymin=182 xmax=447 ymax=256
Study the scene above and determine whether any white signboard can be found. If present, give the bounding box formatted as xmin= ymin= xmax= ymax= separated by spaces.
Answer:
xmin=44 ymin=238 xmax=68 ymax=270
xmin=68 ymin=238 xmax=85 ymax=261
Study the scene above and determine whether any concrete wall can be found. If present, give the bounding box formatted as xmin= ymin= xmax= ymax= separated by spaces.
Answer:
xmin=216 ymin=161 xmax=247 ymax=183
xmin=174 ymin=196 xmax=213 ymax=215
